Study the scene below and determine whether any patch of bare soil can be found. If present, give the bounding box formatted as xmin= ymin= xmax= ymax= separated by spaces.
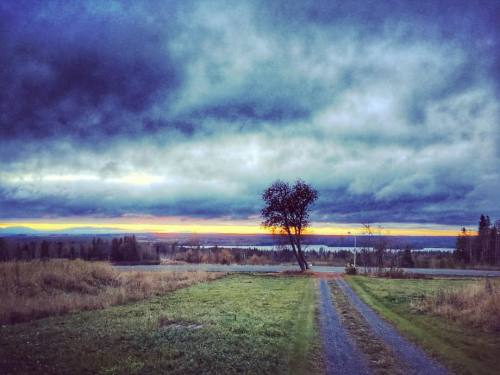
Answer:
xmin=158 ymin=318 xmax=204 ymax=330
xmin=313 ymin=272 xmax=341 ymax=280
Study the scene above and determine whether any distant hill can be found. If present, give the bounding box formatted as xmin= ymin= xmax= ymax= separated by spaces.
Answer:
xmin=0 ymin=226 xmax=42 ymax=235
xmin=0 ymin=226 xmax=126 ymax=236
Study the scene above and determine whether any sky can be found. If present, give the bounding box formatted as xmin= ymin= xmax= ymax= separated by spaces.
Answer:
xmin=0 ymin=0 xmax=499 ymax=235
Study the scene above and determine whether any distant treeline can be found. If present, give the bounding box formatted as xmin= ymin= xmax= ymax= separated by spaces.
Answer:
xmin=454 ymin=214 xmax=500 ymax=266
xmin=0 ymin=236 xmax=431 ymax=267
xmin=0 ymin=235 xmax=159 ymax=263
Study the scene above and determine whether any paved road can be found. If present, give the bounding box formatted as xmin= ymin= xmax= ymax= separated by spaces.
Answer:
xmin=115 ymin=264 xmax=500 ymax=277
xmin=318 ymin=279 xmax=370 ymax=375
xmin=336 ymin=278 xmax=448 ymax=375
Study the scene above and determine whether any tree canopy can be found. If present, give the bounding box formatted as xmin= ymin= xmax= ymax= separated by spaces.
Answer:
xmin=261 ymin=179 xmax=318 ymax=271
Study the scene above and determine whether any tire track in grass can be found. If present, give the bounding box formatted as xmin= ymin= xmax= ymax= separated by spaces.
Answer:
xmin=287 ymin=277 xmax=323 ymax=375
xmin=336 ymin=278 xmax=448 ymax=375
xmin=318 ymin=279 xmax=370 ymax=375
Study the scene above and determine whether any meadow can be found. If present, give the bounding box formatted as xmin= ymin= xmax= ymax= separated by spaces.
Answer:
xmin=0 ymin=273 xmax=321 ymax=375
xmin=0 ymin=260 xmax=222 ymax=325
xmin=3 ymin=259 xmax=500 ymax=375
xmin=346 ymin=276 xmax=500 ymax=375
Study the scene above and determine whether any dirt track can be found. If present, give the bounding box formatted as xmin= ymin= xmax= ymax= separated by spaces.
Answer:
xmin=318 ymin=279 xmax=370 ymax=375
xmin=318 ymin=276 xmax=449 ymax=375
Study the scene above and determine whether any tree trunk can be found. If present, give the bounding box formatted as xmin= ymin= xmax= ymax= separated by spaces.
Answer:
xmin=287 ymin=233 xmax=305 ymax=271
xmin=296 ymin=239 xmax=309 ymax=270
xmin=296 ymin=252 xmax=306 ymax=271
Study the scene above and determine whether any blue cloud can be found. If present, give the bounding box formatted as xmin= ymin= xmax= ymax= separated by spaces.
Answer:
xmin=0 ymin=0 xmax=499 ymax=226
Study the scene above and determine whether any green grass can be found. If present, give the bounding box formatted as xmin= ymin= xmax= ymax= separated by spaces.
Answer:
xmin=0 ymin=274 xmax=320 ymax=375
xmin=346 ymin=276 xmax=500 ymax=375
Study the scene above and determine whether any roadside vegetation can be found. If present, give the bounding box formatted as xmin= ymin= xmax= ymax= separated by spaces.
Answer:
xmin=357 ymin=267 xmax=428 ymax=279
xmin=346 ymin=276 xmax=500 ymax=375
xmin=0 ymin=259 xmax=222 ymax=325
xmin=0 ymin=274 xmax=321 ymax=375
xmin=417 ymin=278 xmax=500 ymax=332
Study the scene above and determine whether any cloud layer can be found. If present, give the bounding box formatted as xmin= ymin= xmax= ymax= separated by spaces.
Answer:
xmin=1 ymin=0 xmax=499 ymax=226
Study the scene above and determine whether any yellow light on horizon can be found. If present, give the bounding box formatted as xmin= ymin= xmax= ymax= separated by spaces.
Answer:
xmin=0 ymin=221 xmax=467 ymax=237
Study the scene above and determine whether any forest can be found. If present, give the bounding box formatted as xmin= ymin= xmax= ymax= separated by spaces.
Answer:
xmin=454 ymin=214 xmax=500 ymax=266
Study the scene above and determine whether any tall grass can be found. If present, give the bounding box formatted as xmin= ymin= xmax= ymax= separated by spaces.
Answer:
xmin=418 ymin=278 xmax=500 ymax=331
xmin=358 ymin=267 xmax=428 ymax=279
xmin=0 ymin=260 xmax=223 ymax=325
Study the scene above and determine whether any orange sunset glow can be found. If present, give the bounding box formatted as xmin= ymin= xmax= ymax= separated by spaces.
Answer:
xmin=0 ymin=220 xmax=466 ymax=237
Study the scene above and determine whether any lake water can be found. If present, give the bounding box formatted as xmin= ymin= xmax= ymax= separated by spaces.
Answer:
xmin=181 ymin=245 xmax=455 ymax=252
xmin=115 ymin=264 xmax=500 ymax=277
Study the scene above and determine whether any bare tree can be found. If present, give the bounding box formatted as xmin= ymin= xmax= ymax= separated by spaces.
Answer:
xmin=361 ymin=223 xmax=389 ymax=270
xmin=373 ymin=225 xmax=388 ymax=270
xmin=361 ymin=223 xmax=373 ymax=272
xmin=261 ymin=179 xmax=318 ymax=271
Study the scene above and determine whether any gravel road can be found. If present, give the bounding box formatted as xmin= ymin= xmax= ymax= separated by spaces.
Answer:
xmin=318 ymin=279 xmax=370 ymax=375
xmin=115 ymin=264 xmax=500 ymax=277
xmin=336 ymin=278 xmax=448 ymax=375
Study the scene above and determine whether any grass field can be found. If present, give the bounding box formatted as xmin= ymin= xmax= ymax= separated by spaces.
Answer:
xmin=346 ymin=276 xmax=500 ymax=375
xmin=0 ymin=274 xmax=320 ymax=375
xmin=0 ymin=260 xmax=222 ymax=325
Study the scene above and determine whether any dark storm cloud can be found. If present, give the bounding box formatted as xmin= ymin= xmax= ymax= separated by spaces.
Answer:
xmin=315 ymin=188 xmax=479 ymax=225
xmin=0 ymin=1 xmax=181 ymax=141
xmin=0 ymin=0 xmax=499 ymax=226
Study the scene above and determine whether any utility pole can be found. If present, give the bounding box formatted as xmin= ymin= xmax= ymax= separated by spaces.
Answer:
xmin=348 ymin=231 xmax=357 ymax=268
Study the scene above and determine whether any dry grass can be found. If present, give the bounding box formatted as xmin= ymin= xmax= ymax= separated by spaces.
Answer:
xmin=0 ymin=259 xmax=223 ymax=325
xmin=360 ymin=267 xmax=428 ymax=279
xmin=417 ymin=278 xmax=500 ymax=332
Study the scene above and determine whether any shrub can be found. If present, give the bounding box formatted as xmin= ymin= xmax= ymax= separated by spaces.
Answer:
xmin=359 ymin=267 xmax=428 ymax=279
xmin=345 ymin=263 xmax=357 ymax=275
xmin=378 ymin=267 xmax=406 ymax=278
xmin=248 ymin=254 xmax=267 ymax=265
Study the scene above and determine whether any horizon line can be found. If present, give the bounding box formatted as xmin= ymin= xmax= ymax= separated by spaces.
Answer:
xmin=0 ymin=221 xmax=473 ymax=237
